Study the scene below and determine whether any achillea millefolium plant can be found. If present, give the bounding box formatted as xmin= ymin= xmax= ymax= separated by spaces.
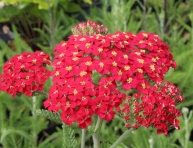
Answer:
xmin=0 ymin=20 xmax=184 ymax=147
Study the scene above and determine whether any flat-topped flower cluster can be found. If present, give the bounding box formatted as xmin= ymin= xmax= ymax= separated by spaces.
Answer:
xmin=44 ymin=24 xmax=183 ymax=134
xmin=0 ymin=51 xmax=51 ymax=97
xmin=0 ymin=21 xmax=184 ymax=135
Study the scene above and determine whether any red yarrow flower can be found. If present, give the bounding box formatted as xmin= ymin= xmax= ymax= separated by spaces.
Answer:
xmin=43 ymin=21 xmax=183 ymax=134
xmin=0 ymin=51 xmax=51 ymax=97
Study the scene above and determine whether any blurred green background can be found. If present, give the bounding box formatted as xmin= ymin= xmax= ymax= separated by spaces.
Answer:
xmin=0 ymin=0 xmax=193 ymax=147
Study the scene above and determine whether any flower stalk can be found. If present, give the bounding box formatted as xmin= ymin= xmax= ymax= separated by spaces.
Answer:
xmin=92 ymin=133 xmax=100 ymax=148
xmin=110 ymin=128 xmax=134 ymax=148
xmin=92 ymin=116 xmax=103 ymax=148
xmin=81 ymin=129 xmax=86 ymax=148
xmin=32 ymin=96 xmax=37 ymax=147
xmin=94 ymin=116 xmax=103 ymax=133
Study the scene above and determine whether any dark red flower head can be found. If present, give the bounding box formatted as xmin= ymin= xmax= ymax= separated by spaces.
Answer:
xmin=0 ymin=51 xmax=51 ymax=97
xmin=44 ymin=21 xmax=183 ymax=134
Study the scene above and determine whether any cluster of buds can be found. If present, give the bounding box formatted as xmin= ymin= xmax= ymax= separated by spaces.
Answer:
xmin=71 ymin=20 xmax=108 ymax=36
xmin=0 ymin=51 xmax=51 ymax=97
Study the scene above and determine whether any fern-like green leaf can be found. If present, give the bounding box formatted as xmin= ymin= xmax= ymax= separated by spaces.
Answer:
xmin=62 ymin=123 xmax=78 ymax=148
xmin=35 ymin=109 xmax=61 ymax=123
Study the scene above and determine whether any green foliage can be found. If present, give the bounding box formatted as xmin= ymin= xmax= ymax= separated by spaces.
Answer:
xmin=110 ymin=108 xmax=193 ymax=148
xmin=164 ymin=5 xmax=193 ymax=106
xmin=0 ymin=93 xmax=42 ymax=147
xmin=62 ymin=123 xmax=78 ymax=148
xmin=83 ymin=0 xmax=93 ymax=4
xmin=0 ymin=0 xmax=79 ymax=54
xmin=34 ymin=7 xmax=77 ymax=54
xmin=100 ymin=116 xmax=126 ymax=145
xmin=92 ymin=70 xmax=102 ymax=85
xmin=0 ymin=92 xmax=66 ymax=148
xmin=0 ymin=5 xmax=21 ymax=22
xmin=36 ymin=109 xmax=61 ymax=123
xmin=21 ymin=0 xmax=79 ymax=54
xmin=83 ymin=0 xmax=142 ymax=33
xmin=172 ymin=108 xmax=193 ymax=148
xmin=0 ymin=25 xmax=33 ymax=62
xmin=1 ymin=0 xmax=54 ymax=10
xmin=38 ymin=131 xmax=62 ymax=148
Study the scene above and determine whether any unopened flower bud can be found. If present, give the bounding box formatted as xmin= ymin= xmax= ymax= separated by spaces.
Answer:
xmin=182 ymin=107 xmax=189 ymax=115
xmin=72 ymin=20 xmax=108 ymax=36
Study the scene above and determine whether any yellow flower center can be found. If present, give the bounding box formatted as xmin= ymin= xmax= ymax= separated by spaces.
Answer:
xmin=112 ymin=51 xmax=117 ymax=56
xmin=143 ymin=33 xmax=148 ymax=37
xmin=59 ymin=53 xmax=64 ymax=57
xmin=55 ymin=71 xmax=60 ymax=76
xmin=86 ymin=43 xmax=91 ymax=48
xmin=80 ymin=71 xmax=87 ymax=77
xmin=112 ymin=61 xmax=117 ymax=67
xmin=142 ymin=83 xmax=146 ymax=89
xmin=82 ymin=96 xmax=86 ymax=100
xmin=72 ymin=52 xmax=78 ymax=55
xmin=98 ymin=48 xmax=103 ymax=52
xmin=99 ymin=62 xmax=104 ymax=68
xmin=85 ymin=61 xmax=92 ymax=66
xmin=135 ymin=52 xmax=141 ymax=55
xmin=72 ymin=57 xmax=79 ymax=61
xmin=123 ymin=54 xmax=128 ymax=59
xmin=127 ymin=78 xmax=132 ymax=83
xmin=62 ymin=42 xmax=66 ymax=46
xmin=118 ymin=70 xmax=123 ymax=76
xmin=137 ymin=68 xmax=143 ymax=73
xmin=148 ymin=42 xmax=153 ymax=46
xmin=137 ymin=59 xmax=144 ymax=64
xmin=73 ymin=89 xmax=78 ymax=95
xmin=80 ymin=38 xmax=86 ymax=41
xmin=32 ymin=59 xmax=37 ymax=63
xmin=80 ymin=81 xmax=86 ymax=85
xmin=57 ymin=61 xmax=61 ymax=65
xmin=152 ymin=58 xmax=156 ymax=62
xmin=124 ymin=65 xmax=130 ymax=71
xmin=66 ymin=101 xmax=71 ymax=107
xmin=150 ymin=65 xmax=155 ymax=71
xmin=125 ymin=35 xmax=130 ymax=38
xmin=54 ymin=90 xmax=58 ymax=94
xmin=66 ymin=66 xmax=72 ymax=71
xmin=17 ymin=56 xmax=22 ymax=60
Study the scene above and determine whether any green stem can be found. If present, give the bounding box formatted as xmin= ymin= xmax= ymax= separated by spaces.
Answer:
xmin=62 ymin=123 xmax=66 ymax=148
xmin=184 ymin=119 xmax=189 ymax=148
xmin=47 ymin=0 xmax=55 ymax=51
xmin=81 ymin=129 xmax=86 ymax=148
xmin=40 ymin=90 xmax=48 ymax=97
xmin=92 ymin=133 xmax=100 ymax=148
xmin=0 ymin=103 xmax=4 ymax=132
xmin=92 ymin=116 xmax=103 ymax=148
xmin=110 ymin=128 xmax=134 ymax=148
xmin=32 ymin=96 xmax=37 ymax=148
xmin=143 ymin=0 xmax=147 ymax=30
xmin=94 ymin=116 xmax=103 ymax=133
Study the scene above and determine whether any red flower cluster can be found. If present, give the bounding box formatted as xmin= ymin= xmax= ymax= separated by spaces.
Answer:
xmin=122 ymin=81 xmax=183 ymax=135
xmin=72 ymin=20 xmax=108 ymax=36
xmin=44 ymin=22 xmax=183 ymax=134
xmin=0 ymin=51 xmax=51 ymax=97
